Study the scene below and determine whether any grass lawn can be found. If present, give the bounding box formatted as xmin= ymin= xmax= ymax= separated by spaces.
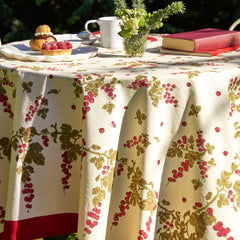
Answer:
xmin=44 ymin=234 xmax=69 ymax=240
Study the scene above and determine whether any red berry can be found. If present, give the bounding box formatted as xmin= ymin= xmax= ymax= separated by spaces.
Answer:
xmin=213 ymin=225 xmax=219 ymax=231
xmin=65 ymin=41 xmax=72 ymax=49
xmin=50 ymin=41 xmax=58 ymax=50
xmin=57 ymin=41 xmax=67 ymax=49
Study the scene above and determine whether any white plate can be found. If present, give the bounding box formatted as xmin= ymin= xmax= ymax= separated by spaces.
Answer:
xmin=0 ymin=34 xmax=98 ymax=62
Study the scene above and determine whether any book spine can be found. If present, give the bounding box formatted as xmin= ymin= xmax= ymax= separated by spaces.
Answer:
xmin=194 ymin=33 xmax=240 ymax=52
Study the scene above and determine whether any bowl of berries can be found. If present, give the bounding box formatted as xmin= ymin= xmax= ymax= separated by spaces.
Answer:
xmin=41 ymin=41 xmax=73 ymax=56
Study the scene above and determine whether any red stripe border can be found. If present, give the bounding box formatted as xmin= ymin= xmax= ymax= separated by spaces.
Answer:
xmin=0 ymin=213 xmax=78 ymax=240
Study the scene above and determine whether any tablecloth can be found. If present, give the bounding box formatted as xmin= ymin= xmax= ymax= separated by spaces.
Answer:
xmin=1 ymin=34 xmax=240 ymax=240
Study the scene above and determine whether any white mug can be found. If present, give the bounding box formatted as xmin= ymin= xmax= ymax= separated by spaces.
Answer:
xmin=84 ymin=16 xmax=123 ymax=49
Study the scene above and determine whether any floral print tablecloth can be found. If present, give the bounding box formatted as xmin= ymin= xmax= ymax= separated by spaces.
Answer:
xmin=1 ymin=34 xmax=240 ymax=240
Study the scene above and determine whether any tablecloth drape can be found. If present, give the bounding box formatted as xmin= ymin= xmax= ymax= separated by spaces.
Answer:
xmin=1 ymin=35 xmax=240 ymax=240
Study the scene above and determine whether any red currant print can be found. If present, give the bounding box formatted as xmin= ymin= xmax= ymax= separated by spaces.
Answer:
xmin=92 ymin=73 xmax=102 ymax=78
xmin=111 ymin=121 xmax=116 ymax=128
xmin=2 ymin=76 xmax=14 ymax=88
xmin=167 ymin=159 xmax=189 ymax=183
xmin=182 ymin=197 xmax=187 ymax=202
xmin=112 ymin=191 xmax=132 ymax=226
xmin=229 ymin=77 xmax=238 ymax=88
xmin=41 ymin=135 xmax=49 ymax=147
xmin=194 ymin=202 xmax=202 ymax=208
xmin=84 ymin=204 xmax=102 ymax=234
xmin=138 ymin=229 xmax=148 ymax=239
xmin=25 ymin=97 xmax=43 ymax=122
xmin=229 ymin=102 xmax=235 ymax=117
xmin=0 ymin=93 xmax=14 ymax=119
xmin=196 ymin=130 xmax=206 ymax=152
xmin=213 ymin=221 xmax=231 ymax=237
xmin=116 ymin=163 xmax=124 ymax=176
xmin=127 ymin=78 xmax=150 ymax=90
xmin=100 ymin=83 xmax=117 ymax=100
xmin=181 ymin=121 xmax=187 ymax=126
xmin=162 ymin=83 xmax=178 ymax=107
xmin=18 ymin=143 xmax=27 ymax=154
xmin=197 ymin=160 xmax=208 ymax=179
xmin=162 ymin=220 xmax=174 ymax=230
xmin=223 ymin=151 xmax=228 ymax=156
xmin=99 ymin=128 xmax=105 ymax=134
xmin=216 ymin=91 xmax=221 ymax=96
xmin=229 ymin=77 xmax=240 ymax=116
xmin=82 ymin=91 xmax=94 ymax=120
xmin=0 ymin=206 xmax=5 ymax=224
xmin=146 ymin=216 xmax=152 ymax=232
xmin=227 ymin=189 xmax=235 ymax=203
xmin=215 ymin=127 xmax=220 ymax=132
xmin=22 ymin=177 xmax=34 ymax=211
xmin=122 ymin=64 xmax=138 ymax=70
xmin=155 ymin=191 xmax=159 ymax=200
xmin=82 ymin=150 xmax=87 ymax=158
xmin=71 ymin=104 xmax=76 ymax=110
xmin=206 ymin=62 xmax=224 ymax=67
xmin=186 ymin=82 xmax=191 ymax=87
xmin=84 ymin=227 xmax=91 ymax=234
xmin=73 ymin=74 xmax=82 ymax=86
xmin=101 ymin=164 xmax=111 ymax=175
xmin=123 ymin=134 xmax=149 ymax=149
xmin=207 ymin=207 xmax=213 ymax=216
xmin=235 ymin=169 xmax=240 ymax=176
xmin=61 ymin=151 xmax=72 ymax=191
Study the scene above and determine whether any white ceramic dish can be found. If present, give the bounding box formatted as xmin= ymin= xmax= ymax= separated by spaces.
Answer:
xmin=0 ymin=34 xmax=98 ymax=62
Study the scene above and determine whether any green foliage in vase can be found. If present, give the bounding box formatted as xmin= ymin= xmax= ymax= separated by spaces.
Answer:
xmin=113 ymin=0 xmax=186 ymax=38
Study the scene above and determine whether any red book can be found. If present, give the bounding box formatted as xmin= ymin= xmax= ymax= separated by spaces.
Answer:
xmin=160 ymin=45 xmax=240 ymax=57
xmin=161 ymin=28 xmax=240 ymax=52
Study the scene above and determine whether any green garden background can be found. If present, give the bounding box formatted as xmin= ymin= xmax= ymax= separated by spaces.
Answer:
xmin=1 ymin=0 xmax=240 ymax=44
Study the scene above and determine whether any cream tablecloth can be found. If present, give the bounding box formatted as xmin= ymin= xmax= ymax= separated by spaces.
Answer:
xmin=1 ymin=34 xmax=240 ymax=240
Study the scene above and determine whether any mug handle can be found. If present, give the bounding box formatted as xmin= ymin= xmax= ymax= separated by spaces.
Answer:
xmin=84 ymin=20 xmax=100 ymax=40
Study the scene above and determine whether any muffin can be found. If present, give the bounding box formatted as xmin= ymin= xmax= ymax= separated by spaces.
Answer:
xmin=29 ymin=24 xmax=56 ymax=51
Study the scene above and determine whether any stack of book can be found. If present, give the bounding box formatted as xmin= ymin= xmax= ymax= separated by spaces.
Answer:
xmin=160 ymin=28 xmax=240 ymax=56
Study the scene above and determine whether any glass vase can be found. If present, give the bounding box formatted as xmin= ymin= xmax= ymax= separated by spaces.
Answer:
xmin=123 ymin=31 xmax=148 ymax=57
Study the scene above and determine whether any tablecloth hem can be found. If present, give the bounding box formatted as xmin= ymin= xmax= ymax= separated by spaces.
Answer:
xmin=0 ymin=213 xmax=78 ymax=240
